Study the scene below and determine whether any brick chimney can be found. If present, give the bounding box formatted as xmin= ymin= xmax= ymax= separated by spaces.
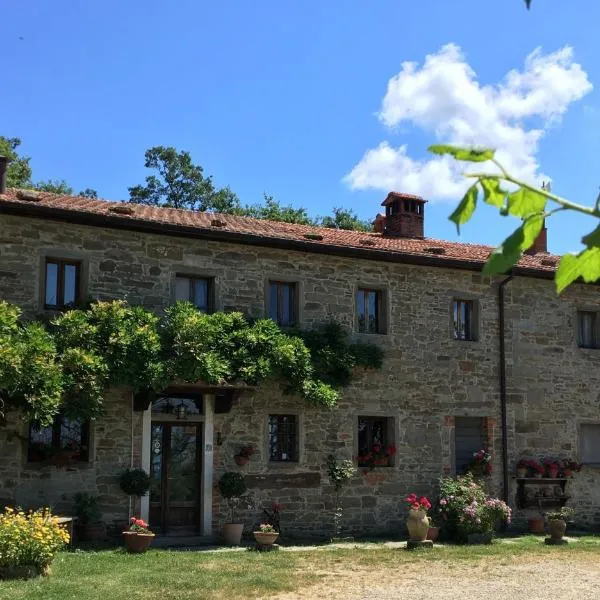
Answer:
xmin=525 ymin=181 xmax=549 ymax=254
xmin=381 ymin=192 xmax=427 ymax=238
xmin=0 ymin=156 xmax=9 ymax=194
xmin=372 ymin=213 xmax=385 ymax=234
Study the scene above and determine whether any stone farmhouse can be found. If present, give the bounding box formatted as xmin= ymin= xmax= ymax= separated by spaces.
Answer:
xmin=0 ymin=163 xmax=599 ymax=539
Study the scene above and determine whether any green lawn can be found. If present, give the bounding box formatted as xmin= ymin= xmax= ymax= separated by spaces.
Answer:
xmin=2 ymin=536 xmax=599 ymax=600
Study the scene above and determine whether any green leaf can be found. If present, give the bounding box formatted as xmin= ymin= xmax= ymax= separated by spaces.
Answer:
xmin=449 ymin=184 xmax=478 ymax=233
xmin=507 ymin=187 xmax=547 ymax=218
xmin=556 ymin=247 xmax=600 ymax=293
xmin=483 ymin=215 xmax=545 ymax=275
xmin=428 ymin=145 xmax=495 ymax=163
xmin=581 ymin=224 xmax=600 ymax=248
xmin=480 ymin=178 xmax=507 ymax=209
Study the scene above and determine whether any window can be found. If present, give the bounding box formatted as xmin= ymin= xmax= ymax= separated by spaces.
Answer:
xmin=453 ymin=299 xmax=476 ymax=341
xmin=357 ymin=288 xmax=383 ymax=334
xmin=454 ymin=417 xmax=486 ymax=474
xmin=268 ymin=415 xmax=298 ymax=462
xmin=577 ymin=311 xmax=600 ymax=349
xmin=357 ymin=416 xmax=394 ymax=467
xmin=580 ymin=424 xmax=600 ymax=465
xmin=268 ymin=281 xmax=297 ymax=326
xmin=28 ymin=416 xmax=90 ymax=463
xmin=175 ymin=275 xmax=213 ymax=312
xmin=44 ymin=258 xmax=81 ymax=309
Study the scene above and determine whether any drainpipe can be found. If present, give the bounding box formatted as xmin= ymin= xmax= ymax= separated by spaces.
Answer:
xmin=498 ymin=276 xmax=513 ymax=504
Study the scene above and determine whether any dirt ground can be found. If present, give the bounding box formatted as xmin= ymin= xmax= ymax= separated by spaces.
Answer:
xmin=274 ymin=554 xmax=600 ymax=600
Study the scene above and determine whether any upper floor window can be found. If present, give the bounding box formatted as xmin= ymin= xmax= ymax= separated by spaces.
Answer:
xmin=268 ymin=414 xmax=298 ymax=462
xmin=357 ymin=288 xmax=384 ymax=334
xmin=44 ymin=258 xmax=81 ymax=309
xmin=577 ymin=311 xmax=599 ymax=349
xmin=28 ymin=415 xmax=90 ymax=463
xmin=453 ymin=299 xmax=476 ymax=341
xmin=268 ymin=281 xmax=297 ymax=327
xmin=175 ymin=275 xmax=213 ymax=313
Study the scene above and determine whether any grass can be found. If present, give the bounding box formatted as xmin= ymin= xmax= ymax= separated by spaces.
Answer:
xmin=1 ymin=536 xmax=599 ymax=600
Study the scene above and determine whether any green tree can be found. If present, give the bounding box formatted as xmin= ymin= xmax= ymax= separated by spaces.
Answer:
xmin=34 ymin=180 xmax=73 ymax=195
xmin=128 ymin=146 xmax=241 ymax=212
xmin=243 ymin=193 xmax=313 ymax=225
xmin=319 ymin=207 xmax=371 ymax=232
xmin=430 ymin=145 xmax=600 ymax=293
xmin=0 ymin=137 xmax=32 ymax=188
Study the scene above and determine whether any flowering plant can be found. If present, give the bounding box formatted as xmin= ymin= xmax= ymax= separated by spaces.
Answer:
xmin=0 ymin=507 xmax=70 ymax=570
xmin=561 ymin=459 xmax=582 ymax=476
xmin=128 ymin=517 xmax=152 ymax=534
xmin=547 ymin=507 xmax=574 ymax=521
xmin=261 ymin=502 xmax=282 ymax=532
xmin=468 ymin=449 xmax=493 ymax=476
xmin=236 ymin=445 xmax=255 ymax=459
xmin=405 ymin=493 xmax=431 ymax=512
xmin=257 ymin=523 xmax=277 ymax=533
xmin=526 ymin=459 xmax=545 ymax=475
xmin=356 ymin=444 xmax=397 ymax=468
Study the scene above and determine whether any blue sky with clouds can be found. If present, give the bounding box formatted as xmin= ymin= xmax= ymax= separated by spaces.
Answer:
xmin=2 ymin=0 xmax=600 ymax=254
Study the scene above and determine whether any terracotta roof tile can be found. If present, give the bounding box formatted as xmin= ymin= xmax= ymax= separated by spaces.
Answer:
xmin=0 ymin=188 xmax=558 ymax=275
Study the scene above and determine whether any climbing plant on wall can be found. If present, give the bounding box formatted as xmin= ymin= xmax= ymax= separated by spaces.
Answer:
xmin=0 ymin=300 xmax=383 ymax=425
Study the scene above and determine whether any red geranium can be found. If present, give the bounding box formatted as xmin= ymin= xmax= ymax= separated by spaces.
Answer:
xmin=405 ymin=493 xmax=431 ymax=512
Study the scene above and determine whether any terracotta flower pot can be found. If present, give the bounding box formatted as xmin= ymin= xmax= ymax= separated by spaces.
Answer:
xmin=548 ymin=518 xmax=566 ymax=541
xmin=122 ymin=531 xmax=155 ymax=553
xmin=253 ymin=531 xmax=279 ymax=546
xmin=516 ymin=467 xmax=528 ymax=478
xmin=546 ymin=467 xmax=559 ymax=479
xmin=426 ymin=526 xmax=440 ymax=542
xmin=223 ymin=523 xmax=244 ymax=545
xmin=528 ymin=517 xmax=546 ymax=534
xmin=234 ymin=456 xmax=249 ymax=466
xmin=406 ymin=510 xmax=429 ymax=542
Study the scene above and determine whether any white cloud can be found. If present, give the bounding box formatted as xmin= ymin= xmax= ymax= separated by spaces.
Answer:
xmin=344 ymin=44 xmax=592 ymax=201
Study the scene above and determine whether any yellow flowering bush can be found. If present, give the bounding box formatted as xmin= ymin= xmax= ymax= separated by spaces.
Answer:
xmin=0 ymin=507 xmax=70 ymax=571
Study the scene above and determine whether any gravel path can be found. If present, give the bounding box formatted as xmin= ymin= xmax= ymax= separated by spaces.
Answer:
xmin=273 ymin=554 xmax=600 ymax=600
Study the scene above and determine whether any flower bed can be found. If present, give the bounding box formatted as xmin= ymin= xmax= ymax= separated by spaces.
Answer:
xmin=0 ymin=508 xmax=69 ymax=578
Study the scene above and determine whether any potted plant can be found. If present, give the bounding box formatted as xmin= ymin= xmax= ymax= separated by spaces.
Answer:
xmin=73 ymin=493 xmax=105 ymax=542
xmin=426 ymin=514 xmax=440 ymax=542
xmin=405 ymin=494 xmax=431 ymax=542
xmin=234 ymin=445 xmax=255 ymax=466
xmin=468 ymin=448 xmax=493 ymax=477
xmin=528 ymin=513 xmax=546 ymax=534
xmin=119 ymin=468 xmax=151 ymax=497
xmin=546 ymin=507 xmax=573 ymax=543
xmin=253 ymin=523 xmax=279 ymax=546
xmin=355 ymin=444 xmax=396 ymax=469
xmin=561 ymin=459 xmax=582 ymax=479
xmin=516 ymin=458 xmax=529 ymax=478
xmin=543 ymin=457 xmax=560 ymax=479
xmin=218 ymin=472 xmax=247 ymax=545
xmin=529 ymin=459 xmax=545 ymax=478
xmin=122 ymin=517 xmax=154 ymax=553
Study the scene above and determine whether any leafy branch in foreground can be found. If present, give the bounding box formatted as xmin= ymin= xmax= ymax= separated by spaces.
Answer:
xmin=429 ymin=144 xmax=600 ymax=293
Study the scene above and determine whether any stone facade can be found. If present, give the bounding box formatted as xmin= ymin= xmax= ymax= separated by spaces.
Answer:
xmin=1 ymin=211 xmax=599 ymax=537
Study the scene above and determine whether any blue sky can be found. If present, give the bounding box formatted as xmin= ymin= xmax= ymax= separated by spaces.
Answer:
xmin=2 ymin=0 xmax=600 ymax=254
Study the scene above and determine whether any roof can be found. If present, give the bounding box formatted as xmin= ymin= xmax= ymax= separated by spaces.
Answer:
xmin=381 ymin=191 xmax=427 ymax=207
xmin=0 ymin=188 xmax=559 ymax=277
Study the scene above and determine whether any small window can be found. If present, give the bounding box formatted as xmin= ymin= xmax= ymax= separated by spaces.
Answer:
xmin=44 ymin=258 xmax=81 ymax=309
xmin=580 ymin=424 xmax=600 ymax=465
xmin=268 ymin=281 xmax=297 ymax=327
xmin=577 ymin=311 xmax=600 ymax=349
xmin=28 ymin=416 xmax=90 ymax=463
xmin=454 ymin=417 xmax=486 ymax=474
xmin=268 ymin=415 xmax=298 ymax=462
xmin=357 ymin=288 xmax=384 ymax=334
xmin=357 ymin=416 xmax=395 ymax=467
xmin=453 ymin=299 xmax=476 ymax=341
xmin=175 ymin=275 xmax=213 ymax=313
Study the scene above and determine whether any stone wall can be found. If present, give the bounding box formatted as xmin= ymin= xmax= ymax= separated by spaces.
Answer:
xmin=0 ymin=212 xmax=599 ymax=536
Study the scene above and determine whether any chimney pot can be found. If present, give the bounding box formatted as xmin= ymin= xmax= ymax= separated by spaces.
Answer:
xmin=0 ymin=156 xmax=9 ymax=194
xmin=381 ymin=192 xmax=427 ymax=238
xmin=525 ymin=219 xmax=548 ymax=254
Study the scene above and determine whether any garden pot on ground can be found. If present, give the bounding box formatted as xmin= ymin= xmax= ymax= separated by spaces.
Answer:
xmin=253 ymin=531 xmax=279 ymax=546
xmin=426 ymin=526 xmax=440 ymax=542
xmin=122 ymin=531 xmax=155 ymax=553
xmin=548 ymin=519 xmax=566 ymax=541
xmin=406 ymin=510 xmax=429 ymax=542
xmin=234 ymin=456 xmax=249 ymax=466
xmin=223 ymin=523 xmax=244 ymax=545
xmin=75 ymin=522 xmax=106 ymax=543
xmin=528 ymin=517 xmax=546 ymax=534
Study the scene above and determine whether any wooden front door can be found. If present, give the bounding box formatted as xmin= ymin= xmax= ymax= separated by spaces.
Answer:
xmin=149 ymin=422 xmax=202 ymax=534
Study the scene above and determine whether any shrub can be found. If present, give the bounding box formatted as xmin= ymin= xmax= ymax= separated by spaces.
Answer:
xmin=218 ymin=472 xmax=248 ymax=523
xmin=0 ymin=508 xmax=69 ymax=571
xmin=119 ymin=468 xmax=151 ymax=497
xmin=73 ymin=493 xmax=102 ymax=524
xmin=438 ymin=473 xmax=511 ymax=542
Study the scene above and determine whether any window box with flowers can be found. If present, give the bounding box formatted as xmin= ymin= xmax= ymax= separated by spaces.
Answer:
xmin=356 ymin=444 xmax=397 ymax=469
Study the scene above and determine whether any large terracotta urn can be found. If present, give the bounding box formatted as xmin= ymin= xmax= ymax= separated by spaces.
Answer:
xmin=548 ymin=518 xmax=566 ymax=541
xmin=406 ymin=510 xmax=429 ymax=542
